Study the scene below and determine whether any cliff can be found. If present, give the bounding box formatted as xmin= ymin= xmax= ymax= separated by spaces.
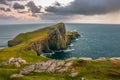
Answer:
xmin=8 ymin=23 xmax=80 ymax=55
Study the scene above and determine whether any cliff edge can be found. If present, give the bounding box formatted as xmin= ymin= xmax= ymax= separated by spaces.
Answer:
xmin=8 ymin=23 xmax=80 ymax=56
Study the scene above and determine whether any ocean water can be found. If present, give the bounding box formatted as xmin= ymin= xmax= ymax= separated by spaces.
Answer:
xmin=0 ymin=23 xmax=120 ymax=59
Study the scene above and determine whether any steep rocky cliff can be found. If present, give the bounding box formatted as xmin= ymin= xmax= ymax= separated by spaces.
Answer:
xmin=8 ymin=23 xmax=80 ymax=55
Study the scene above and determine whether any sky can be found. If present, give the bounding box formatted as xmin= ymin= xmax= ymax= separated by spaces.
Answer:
xmin=0 ymin=0 xmax=120 ymax=24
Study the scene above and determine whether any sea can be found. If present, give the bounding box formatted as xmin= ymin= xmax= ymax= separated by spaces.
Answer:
xmin=0 ymin=23 xmax=120 ymax=60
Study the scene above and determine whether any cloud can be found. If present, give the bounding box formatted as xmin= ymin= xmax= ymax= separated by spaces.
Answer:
xmin=13 ymin=3 xmax=25 ymax=9
xmin=46 ymin=0 xmax=120 ymax=15
xmin=8 ymin=0 xmax=27 ymax=1
xmin=0 ymin=14 xmax=17 ymax=20
xmin=0 ymin=7 xmax=11 ymax=12
xmin=0 ymin=0 xmax=8 ymax=5
xmin=26 ymin=1 xmax=42 ymax=13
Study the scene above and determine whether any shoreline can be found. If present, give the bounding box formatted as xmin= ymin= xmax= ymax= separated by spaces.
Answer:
xmin=1 ymin=46 xmax=120 ymax=60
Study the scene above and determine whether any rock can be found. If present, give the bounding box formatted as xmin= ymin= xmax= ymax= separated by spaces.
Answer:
xmin=19 ymin=60 xmax=73 ymax=75
xmin=46 ymin=61 xmax=57 ymax=73
xmin=57 ymin=67 xmax=68 ymax=73
xmin=0 ymin=57 xmax=27 ymax=67
xmin=110 ymin=57 xmax=120 ymax=60
xmin=0 ymin=62 xmax=8 ymax=66
xmin=95 ymin=57 xmax=106 ymax=61
xmin=65 ymin=62 xmax=73 ymax=67
xmin=66 ymin=57 xmax=77 ymax=61
xmin=19 ymin=60 xmax=27 ymax=64
xmin=81 ymin=77 xmax=86 ymax=80
xmin=79 ymin=57 xmax=92 ymax=60
xmin=34 ymin=62 xmax=49 ymax=72
xmin=70 ymin=72 xmax=78 ymax=77
xmin=8 ymin=57 xmax=14 ymax=64
xmin=56 ymin=61 xmax=65 ymax=67
xmin=20 ymin=65 xmax=35 ymax=75
xmin=10 ymin=74 xmax=24 ymax=78
xmin=14 ymin=62 xmax=20 ymax=67
xmin=69 ymin=69 xmax=78 ymax=77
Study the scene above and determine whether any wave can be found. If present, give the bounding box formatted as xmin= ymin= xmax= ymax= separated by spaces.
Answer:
xmin=69 ymin=43 xmax=74 ymax=47
xmin=63 ymin=48 xmax=75 ymax=52
xmin=76 ymin=39 xmax=79 ymax=41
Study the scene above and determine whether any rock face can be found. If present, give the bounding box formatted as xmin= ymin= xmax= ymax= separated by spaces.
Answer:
xmin=8 ymin=23 xmax=80 ymax=56
xmin=30 ymin=23 xmax=80 ymax=55
xmin=0 ymin=57 xmax=27 ymax=67
xmin=19 ymin=60 xmax=75 ymax=75
xmin=31 ymin=23 xmax=68 ymax=55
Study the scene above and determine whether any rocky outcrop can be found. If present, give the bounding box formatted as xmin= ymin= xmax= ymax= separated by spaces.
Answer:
xmin=66 ymin=31 xmax=80 ymax=45
xmin=8 ymin=23 xmax=80 ymax=56
xmin=9 ymin=60 xmax=78 ymax=78
xmin=0 ymin=57 xmax=27 ymax=67
xmin=19 ymin=60 xmax=73 ymax=74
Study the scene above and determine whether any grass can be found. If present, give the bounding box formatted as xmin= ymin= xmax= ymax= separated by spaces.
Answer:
xmin=72 ymin=59 xmax=120 ymax=80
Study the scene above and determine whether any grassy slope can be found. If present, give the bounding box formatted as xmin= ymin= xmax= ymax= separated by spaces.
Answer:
xmin=0 ymin=23 xmax=65 ymax=62
xmin=0 ymin=23 xmax=120 ymax=80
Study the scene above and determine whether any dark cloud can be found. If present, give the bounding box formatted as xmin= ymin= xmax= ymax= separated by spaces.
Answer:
xmin=53 ymin=1 xmax=61 ymax=6
xmin=0 ymin=0 xmax=8 ymax=5
xmin=0 ymin=7 xmax=11 ymax=12
xmin=13 ymin=3 xmax=25 ymax=9
xmin=26 ymin=1 xmax=41 ymax=13
xmin=46 ymin=0 xmax=120 ymax=15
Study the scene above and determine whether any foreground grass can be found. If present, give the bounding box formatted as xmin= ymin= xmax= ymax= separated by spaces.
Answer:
xmin=72 ymin=59 xmax=120 ymax=80
xmin=0 ymin=59 xmax=120 ymax=80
